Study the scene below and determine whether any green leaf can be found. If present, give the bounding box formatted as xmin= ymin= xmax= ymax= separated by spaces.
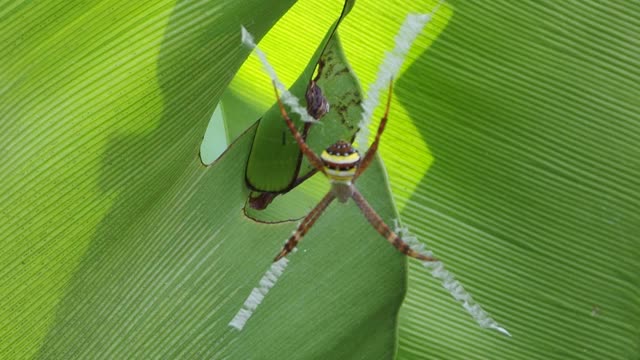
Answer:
xmin=35 ymin=124 xmax=405 ymax=358
xmin=216 ymin=0 xmax=640 ymax=359
xmin=392 ymin=2 xmax=640 ymax=359
xmin=0 ymin=0 xmax=407 ymax=359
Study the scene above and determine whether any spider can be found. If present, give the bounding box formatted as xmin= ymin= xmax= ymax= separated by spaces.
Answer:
xmin=272 ymin=79 xmax=436 ymax=263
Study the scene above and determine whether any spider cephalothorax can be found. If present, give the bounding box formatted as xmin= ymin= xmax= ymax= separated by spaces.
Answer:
xmin=272 ymin=81 xmax=435 ymax=263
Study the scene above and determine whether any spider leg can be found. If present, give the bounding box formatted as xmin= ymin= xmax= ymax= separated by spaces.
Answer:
xmin=274 ymin=191 xmax=336 ymax=261
xmin=273 ymin=81 xmax=326 ymax=174
xmin=354 ymin=80 xmax=394 ymax=180
xmin=350 ymin=186 xmax=436 ymax=262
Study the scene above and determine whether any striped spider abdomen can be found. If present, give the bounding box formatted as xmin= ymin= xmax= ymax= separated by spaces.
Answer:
xmin=320 ymin=140 xmax=360 ymax=183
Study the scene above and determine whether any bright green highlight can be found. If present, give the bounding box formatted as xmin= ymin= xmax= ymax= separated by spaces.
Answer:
xmin=244 ymin=0 xmax=360 ymax=193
